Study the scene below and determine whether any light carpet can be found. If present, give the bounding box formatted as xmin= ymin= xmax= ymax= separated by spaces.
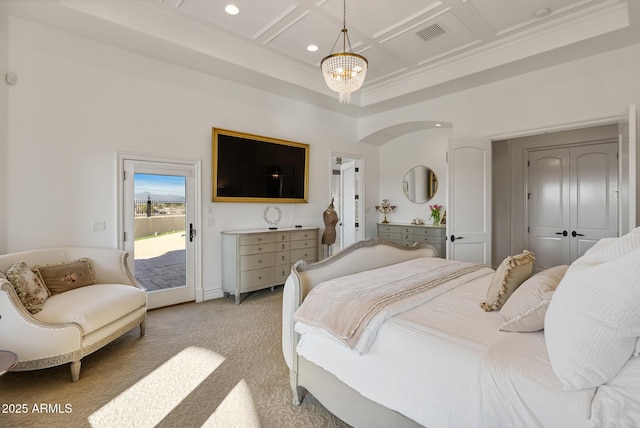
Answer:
xmin=0 ymin=287 xmax=350 ymax=428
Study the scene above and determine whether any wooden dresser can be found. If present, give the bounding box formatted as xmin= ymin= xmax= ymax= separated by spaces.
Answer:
xmin=377 ymin=223 xmax=446 ymax=258
xmin=221 ymin=227 xmax=319 ymax=304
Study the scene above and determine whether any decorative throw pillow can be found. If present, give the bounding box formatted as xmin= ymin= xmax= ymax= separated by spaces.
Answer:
xmin=480 ymin=250 xmax=535 ymax=312
xmin=34 ymin=258 xmax=96 ymax=295
xmin=6 ymin=261 xmax=49 ymax=314
xmin=545 ymin=228 xmax=640 ymax=390
xmin=498 ymin=264 xmax=568 ymax=332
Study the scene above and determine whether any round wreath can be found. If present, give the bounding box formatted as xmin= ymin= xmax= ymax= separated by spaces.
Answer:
xmin=263 ymin=205 xmax=282 ymax=227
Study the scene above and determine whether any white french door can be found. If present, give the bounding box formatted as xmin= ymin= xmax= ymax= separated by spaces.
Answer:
xmin=446 ymin=138 xmax=492 ymax=264
xmin=120 ymin=156 xmax=200 ymax=309
xmin=527 ymin=142 xmax=618 ymax=271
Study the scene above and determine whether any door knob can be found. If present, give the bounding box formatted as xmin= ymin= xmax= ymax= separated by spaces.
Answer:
xmin=450 ymin=235 xmax=464 ymax=242
xmin=555 ymin=231 xmax=568 ymax=236
xmin=571 ymin=231 xmax=585 ymax=237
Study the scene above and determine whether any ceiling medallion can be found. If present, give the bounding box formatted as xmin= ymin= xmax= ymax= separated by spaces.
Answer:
xmin=320 ymin=0 xmax=368 ymax=104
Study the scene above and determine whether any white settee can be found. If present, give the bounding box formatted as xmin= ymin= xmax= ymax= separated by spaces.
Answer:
xmin=0 ymin=247 xmax=147 ymax=381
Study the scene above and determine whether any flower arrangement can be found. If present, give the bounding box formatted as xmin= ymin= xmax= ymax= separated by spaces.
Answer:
xmin=429 ymin=204 xmax=443 ymax=225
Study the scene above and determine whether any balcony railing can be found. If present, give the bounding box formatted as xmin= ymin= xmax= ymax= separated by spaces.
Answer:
xmin=135 ymin=197 xmax=186 ymax=217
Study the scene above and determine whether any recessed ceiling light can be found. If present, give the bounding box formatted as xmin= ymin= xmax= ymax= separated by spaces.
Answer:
xmin=225 ymin=4 xmax=239 ymax=15
xmin=435 ymin=123 xmax=442 ymax=127
xmin=307 ymin=45 xmax=318 ymax=52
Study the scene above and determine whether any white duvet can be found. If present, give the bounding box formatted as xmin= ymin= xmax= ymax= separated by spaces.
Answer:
xmin=296 ymin=274 xmax=599 ymax=427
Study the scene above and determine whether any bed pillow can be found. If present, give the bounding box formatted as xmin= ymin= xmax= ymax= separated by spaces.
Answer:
xmin=6 ymin=261 xmax=50 ymax=314
xmin=498 ymin=264 xmax=568 ymax=332
xmin=545 ymin=228 xmax=640 ymax=390
xmin=34 ymin=258 xmax=96 ymax=295
xmin=480 ymin=250 xmax=535 ymax=312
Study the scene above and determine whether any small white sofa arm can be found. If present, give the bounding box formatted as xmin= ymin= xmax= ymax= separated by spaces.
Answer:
xmin=0 ymin=247 xmax=147 ymax=381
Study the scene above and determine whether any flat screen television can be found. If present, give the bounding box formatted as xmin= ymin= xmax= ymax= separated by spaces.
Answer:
xmin=212 ymin=128 xmax=309 ymax=203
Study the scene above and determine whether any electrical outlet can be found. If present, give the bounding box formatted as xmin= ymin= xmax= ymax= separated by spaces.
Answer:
xmin=93 ymin=221 xmax=106 ymax=232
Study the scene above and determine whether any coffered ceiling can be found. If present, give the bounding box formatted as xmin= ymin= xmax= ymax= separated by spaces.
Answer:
xmin=1 ymin=0 xmax=638 ymax=116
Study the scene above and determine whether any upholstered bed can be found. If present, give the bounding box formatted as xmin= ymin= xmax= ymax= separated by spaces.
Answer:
xmin=282 ymin=235 xmax=640 ymax=427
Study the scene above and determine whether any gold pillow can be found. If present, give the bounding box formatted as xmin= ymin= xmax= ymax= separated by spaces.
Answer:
xmin=34 ymin=258 xmax=96 ymax=295
xmin=6 ymin=261 xmax=50 ymax=314
xmin=480 ymin=250 xmax=535 ymax=312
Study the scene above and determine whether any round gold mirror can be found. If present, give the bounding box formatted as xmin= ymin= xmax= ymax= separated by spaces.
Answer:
xmin=402 ymin=166 xmax=438 ymax=204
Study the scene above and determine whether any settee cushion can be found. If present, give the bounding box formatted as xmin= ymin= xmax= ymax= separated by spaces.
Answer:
xmin=33 ymin=284 xmax=146 ymax=334
xmin=34 ymin=258 xmax=96 ymax=295
xmin=6 ymin=261 xmax=50 ymax=314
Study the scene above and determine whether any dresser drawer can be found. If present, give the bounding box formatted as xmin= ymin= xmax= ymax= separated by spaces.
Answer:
xmin=414 ymin=235 xmax=443 ymax=245
xmin=291 ymin=239 xmax=317 ymax=250
xmin=401 ymin=233 xmax=414 ymax=242
xmin=378 ymin=225 xmax=401 ymax=234
xmin=239 ymin=242 xmax=275 ymax=256
xmin=275 ymin=241 xmax=290 ymax=251
xmin=239 ymin=267 xmax=274 ymax=291
xmin=291 ymin=230 xmax=317 ymax=241
xmin=276 ymin=251 xmax=290 ymax=265
xmin=275 ymin=232 xmax=290 ymax=242
xmin=413 ymin=227 xmax=444 ymax=237
xmin=240 ymin=234 xmax=275 ymax=245
xmin=379 ymin=232 xmax=401 ymax=241
xmin=275 ymin=264 xmax=290 ymax=283
xmin=240 ymin=253 xmax=276 ymax=270
xmin=291 ymin=248 xmax=318 ymax=263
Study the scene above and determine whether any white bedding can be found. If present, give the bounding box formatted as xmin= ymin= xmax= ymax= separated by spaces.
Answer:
xmin=296 ymin=274 xmax=597 ymax=427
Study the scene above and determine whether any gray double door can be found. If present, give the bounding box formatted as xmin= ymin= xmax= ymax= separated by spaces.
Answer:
xmin=527 ymin=142 xmax=618 ymax=272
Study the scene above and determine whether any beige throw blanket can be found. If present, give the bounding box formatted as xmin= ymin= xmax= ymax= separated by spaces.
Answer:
xmin=294 ymin=257 xmax=491 ymax=354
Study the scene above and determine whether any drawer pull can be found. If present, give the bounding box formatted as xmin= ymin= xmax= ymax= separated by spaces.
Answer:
xmin=258 ymin=259 xmax=262 ymax=263
xmin=258 ymin=276 xmax=262 ymax=279
xmin=258 ymin=247 xmax=262 ymax=251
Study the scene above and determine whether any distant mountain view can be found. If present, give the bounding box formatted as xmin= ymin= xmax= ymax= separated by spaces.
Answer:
xmin=135 ymin=191 xmax=185 ymax=202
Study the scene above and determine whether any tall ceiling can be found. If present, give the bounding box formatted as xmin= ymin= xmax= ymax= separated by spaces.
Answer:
xmin=1 ymin=0 xmax=638 ymax=116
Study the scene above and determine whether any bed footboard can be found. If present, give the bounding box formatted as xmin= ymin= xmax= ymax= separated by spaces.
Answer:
xmin=282 ymin=238 xmax=438 ymax=407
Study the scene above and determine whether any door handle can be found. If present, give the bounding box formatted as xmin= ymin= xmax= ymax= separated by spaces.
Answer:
xmin=571 ymin=231 xmax=585 ymax=238
xmin=450 ymin=235 xmax=464 ymax=242
xmin=555 ymin=231 xmax=568 ymax=236
xmin=189 ymin=223 xmax=196 ymax=242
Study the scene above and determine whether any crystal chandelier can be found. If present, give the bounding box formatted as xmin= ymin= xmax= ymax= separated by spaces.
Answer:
xmin=320 ymin=0 xmax=368 ymax=104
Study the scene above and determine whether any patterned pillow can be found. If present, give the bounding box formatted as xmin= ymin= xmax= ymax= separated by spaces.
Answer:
xmin=480 ymin=250 xmax=535 ymax=311
xmin=6 ymin=261 xmax=50 ymax=314
xmin=498 ymin=264 xmax=569 ymax=332
xmin=34 ymin=258 xmax=96 ymax=295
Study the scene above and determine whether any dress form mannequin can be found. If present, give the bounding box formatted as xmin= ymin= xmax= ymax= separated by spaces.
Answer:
xmin=322 ymin=198 xmax=339 ymax=256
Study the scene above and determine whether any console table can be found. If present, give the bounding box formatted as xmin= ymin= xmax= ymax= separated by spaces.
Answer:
xmin=221 ymin=227 xmax=319 ymax=304
xmin=377 ymin=223 xmax=446 ymax=258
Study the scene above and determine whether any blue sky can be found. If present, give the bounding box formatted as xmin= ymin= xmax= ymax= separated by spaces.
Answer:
xmin=134 ymin=174 xmax=185 ymax=197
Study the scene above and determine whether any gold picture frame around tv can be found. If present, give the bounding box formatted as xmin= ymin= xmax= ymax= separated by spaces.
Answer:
xmin=212 ymin=128 xmax=310 ymax=203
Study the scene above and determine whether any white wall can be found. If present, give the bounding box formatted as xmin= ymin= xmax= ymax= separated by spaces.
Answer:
xmin=2 ymin=16 xmax=380 ymax=299
xmin=0 ymin=13 xmax=8 ymax=254
xmin=359 ymin=42 xmax=640 ymax=142
xmin=363 ymin=42 xmax=640 ymax=262
xmin=378 ymin=128 xmax=449 ymax=225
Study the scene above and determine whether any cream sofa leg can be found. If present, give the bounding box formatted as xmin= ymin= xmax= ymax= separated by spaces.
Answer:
xmin=139 ymin=320 xmax=146 ymax=336
xmin=70 ymin=360 xmax=81 ymax=382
